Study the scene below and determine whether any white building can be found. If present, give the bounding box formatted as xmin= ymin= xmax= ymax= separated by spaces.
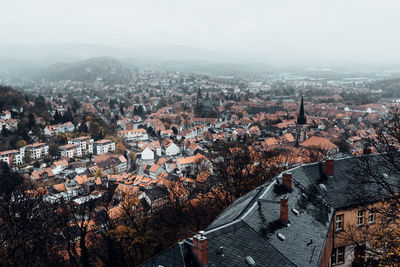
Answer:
xmin=22 ymin=143 xmax=49 ymax=160
xmin=164 ymin=142 xmax=180 ymax=156
xmin=68 ymin=136 xmax=94 ymax=154
xmin=141 ymin=146 xmax=155 ymax=161
xmin=59 ymin=143 xmax=82 ymax=158
xmin=0 ymin=150 xmax=23 ymax=165
xmin=118 ymin=128 xmax=149 ymax=142
xmin=93 ymin=139 xmax=115 ymax=155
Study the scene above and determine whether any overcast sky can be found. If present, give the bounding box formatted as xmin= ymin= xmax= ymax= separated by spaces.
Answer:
xmin=1 ymin=0 xmax=399 ymax=64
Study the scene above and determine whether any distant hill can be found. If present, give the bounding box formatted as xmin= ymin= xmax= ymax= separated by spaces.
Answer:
xmin=36 ymin=57 xmax=136 ymax=82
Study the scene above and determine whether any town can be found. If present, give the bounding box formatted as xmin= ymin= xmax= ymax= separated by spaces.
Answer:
xmin=1 ymin=65 xmax=400 ymax=266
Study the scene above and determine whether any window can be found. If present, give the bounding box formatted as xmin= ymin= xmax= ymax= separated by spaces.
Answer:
xmin=331 ymin=246 xmax=345 ymax=265
xmin=368 ymin=210 xmax=375 ymax=223
xmin=358 ymin=210 xmax=364 ymax=226
xmin=336 ymin=214 xmax=343 ymax=231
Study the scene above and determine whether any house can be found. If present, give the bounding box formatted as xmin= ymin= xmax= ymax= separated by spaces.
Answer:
xmin=95 ymin=154 xmax=127 ymax=174
xmin=162 ymin=139 xmax=180 ymax=156
xmin=93 ymin=139 xmax=115 ymax=155
xmin=299 ymin=136 xmax=339 ymax=155
xmin=59 ymin=143 xmax=82 ymax=158
xmin=22 ymin=143 xmax=49 ymax=160
xmin=51 ymin=159 xmax=69 ymax=175
xmin=0 ymin=110 xmax=11 ymax=120
xmin=118 ymin=128 xmax=149 ymax=142
xmin=141 ymin=146 xmax=155 ymax=162
xmin=44 ymin=122 xmax=75 ymax=137
xmin=0 ymin=150 xmax=23 ymax=165
xmin=146 ymin=155 xmax=400 ymax=266
xmin=140 ymin=186 xmax=170 ymax=210
xmin=176 ymin=153 xmax=204 ymax=172
xmin=68 ymin=136 xmax=94 ymax=154
xmin=147 ymin=164 xmax=166 ymax=179
xmin=143 ymin=162 xmax=334 ymax=267
xmin=148 ymin=141 xmax=162 ymax=156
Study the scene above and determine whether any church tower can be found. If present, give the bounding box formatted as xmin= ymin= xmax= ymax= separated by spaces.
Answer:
xmin=295 ymin=96 xmax=307 ymax=146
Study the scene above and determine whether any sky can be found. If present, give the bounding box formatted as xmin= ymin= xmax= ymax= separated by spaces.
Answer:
xmin=1 ymin=0 xmax=400 ymax=64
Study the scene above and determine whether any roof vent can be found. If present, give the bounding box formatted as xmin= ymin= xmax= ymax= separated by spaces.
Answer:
xmin=383 ymin=173 xmax=389 ymax=179
xmin=245 ymin=256 xmax=256 ymax=266
xmin=319 ymin=184 xmax=327 ymax=192
xmin=292 ymin=208 xmax=300 ymax=216
xmin=277 ymin=233 xmax=286 ymax=241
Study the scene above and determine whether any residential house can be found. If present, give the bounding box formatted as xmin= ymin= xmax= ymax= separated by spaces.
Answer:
xmin=22 ymin=143 xmax=49 ymax=160
xmin=93 ymin=139 xmax=115 ymax=155
xmin=140 ymin=186 xmax=170 ymax=210
xmin=118 ymin=128 xmax=149 ymax=142
xmin=59 ymin=143 xmax=82 ymax=158
xmin=162 ymin=139 xmax=180 ymax=156
xmin=0 ymin=150 xmax=23 ymax=165
xmin=141 ymin=146 xmax=155 ymax=162
xmin=68 ymin=136 xmax=94 ymax=154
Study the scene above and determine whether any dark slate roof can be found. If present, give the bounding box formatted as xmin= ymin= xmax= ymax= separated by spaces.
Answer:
xmin=143 ymin=154 xmax=396 ymax=267
xmin=206 ymin=221 xmax=296 ymax=267
xmin=242 ymin=167 xmax=333 ymax=266
xmin=144 ymin=186 xmax=169 ymax=202
xmin=141 ymin=243 xmax=187 ymax=267
xmin=301 ymin=155 xmax=400 ymax=210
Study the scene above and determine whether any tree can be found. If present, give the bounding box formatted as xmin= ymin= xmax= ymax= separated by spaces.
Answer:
xmin=95 ymin=168 xmax=104 ymax=178
xmin=207 ymin=141 xmax=283 ymax=210
xmin=54 ymin=133 xmax=68 ymax=145
xmin=49 ymin=143 xmax=59 ymax=157
xmin=115 ymin=143 xmax=126 ymax=155
xmin=79 ymin=117 xmax=89 ymax=133
xmin=89 ymin=122 xmax=105 ymax=141
xmin=23 ymin=153 xmax=32 ymax=165
xmin=16 ymin=139 xmax=27 ymax=149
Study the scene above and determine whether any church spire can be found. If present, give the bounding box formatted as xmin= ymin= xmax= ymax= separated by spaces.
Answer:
xmin=297 ymin=96 xmax=306 ymax=125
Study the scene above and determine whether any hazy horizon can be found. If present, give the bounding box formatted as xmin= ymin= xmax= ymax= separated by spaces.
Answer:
xmin=1 ymin=0 xmax=400 ymax=66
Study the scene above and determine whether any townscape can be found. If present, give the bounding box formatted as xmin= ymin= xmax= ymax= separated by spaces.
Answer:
xmin=2 ymin=1 xmax=400 ymax=266
xmin=2 ymin=64 xmax=400 ymax=265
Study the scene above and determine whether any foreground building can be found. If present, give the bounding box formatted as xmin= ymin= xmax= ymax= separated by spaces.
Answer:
xmin=143 ymin=155 xmax=391 ymax=266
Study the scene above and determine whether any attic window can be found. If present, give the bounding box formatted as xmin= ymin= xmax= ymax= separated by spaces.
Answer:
xmin=277 ymin=233 xmax=285 ymax=241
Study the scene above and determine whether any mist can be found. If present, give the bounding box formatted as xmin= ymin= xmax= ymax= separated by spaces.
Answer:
xmin=1 ymin=0 xmax=400 ymax=66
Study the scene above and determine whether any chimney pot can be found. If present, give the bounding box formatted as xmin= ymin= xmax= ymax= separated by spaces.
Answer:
xmin=193 ymin=232 xmax=208 ymax=266
xmin=280 ymin=197 xmax=289 ymax=225
xmin=325 ymin=159 xmax=334 ymax=176
xmin=282 ymin=173 xmax=292 ymax=190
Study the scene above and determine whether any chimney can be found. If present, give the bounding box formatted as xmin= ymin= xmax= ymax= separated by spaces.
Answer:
xmin=193 ymin=232 xmax=208 ymax=266
xmin=282 ymin=173 xmax=292 ymax=190
xmin=280 ymin=197 xmax=289 ymax=225
xmin=325 ymin=159 xmax=334 ymax=176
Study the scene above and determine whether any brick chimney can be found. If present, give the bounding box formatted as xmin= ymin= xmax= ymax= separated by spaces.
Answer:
xmin=280 ymin=197 xmax=289 ymax=225
xmin=193 ymin=232 xmax=208 ymax=266
xmin=282 ymin=173 xmax=292 ymax=190
xmin=325 ymin=159 xmax=334 ymax=176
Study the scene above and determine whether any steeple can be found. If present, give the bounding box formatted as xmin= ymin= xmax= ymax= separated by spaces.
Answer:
xmin=297 ymin=96 xmax=306 ymax=125
xmin=295 ymin=96 xmax=307 ymax=147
